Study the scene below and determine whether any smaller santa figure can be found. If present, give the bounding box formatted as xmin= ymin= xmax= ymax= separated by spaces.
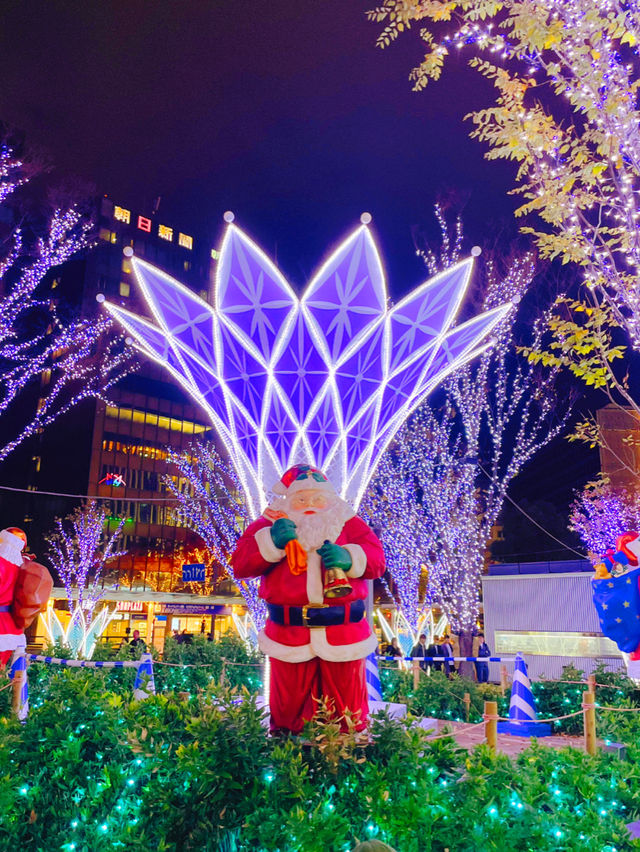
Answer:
xmin=232 ymin=464 xmax=385 ymax=733
xmin=0 ymin=527 xmax=29 ymax=667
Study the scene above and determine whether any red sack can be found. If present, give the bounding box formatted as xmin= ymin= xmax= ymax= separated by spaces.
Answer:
xmin=11 ymin=560 xmax=53 ymax=630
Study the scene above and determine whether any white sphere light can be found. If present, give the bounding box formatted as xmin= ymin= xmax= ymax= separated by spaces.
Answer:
xmin=96 ymin=293 xmax=106 ymax=303
xmin=123 ymin=246 xmax=134 ymax=258
xmin=360 ymin=212 xmax=372 ymax=225
xmin=471 ymin=246 xmax=482 ymax=257
xmin=125 ymin=337 xmax=133 ymax=345
xmin=223 ymin=211 xmax=235 ymax=223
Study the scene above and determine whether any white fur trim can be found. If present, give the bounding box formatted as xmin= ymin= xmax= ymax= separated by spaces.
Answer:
xmin=258 ymin=630 xmax=314 ymax=662
xmin=0 ymin=530 xmax=25 ymax=566
xmin=310 ymin=629 xmax=378 ymax=662
xmin=306 ymin=550 xmax=324 ymax=604
xmin=255 ymin=526 xmax=285 ymax=563
xmin=344 ymin=544 xmax=366 ymax=579
xmin=0 ymin=632 xmax=26 ymax=652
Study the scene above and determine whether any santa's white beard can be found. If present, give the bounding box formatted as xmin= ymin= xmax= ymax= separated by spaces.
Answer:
xmin=285 ymin=499 xmax=354 ymax=552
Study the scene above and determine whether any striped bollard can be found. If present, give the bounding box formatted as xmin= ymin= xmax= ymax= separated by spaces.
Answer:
xmin=9 ymin=648 xmax=29 ymax=722
xmin=497 ymin=652 xmax=551 ymax=737
xmin=133 ymin=652 xmax=156 ymax=700
xmin=365 ymin=652 xmax=382 ymax=702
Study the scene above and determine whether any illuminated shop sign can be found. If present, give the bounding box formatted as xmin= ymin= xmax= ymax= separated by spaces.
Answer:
xmin=116 ymin=600 xmax=145 ymax=612
xmin=110 ymin=203 xmax=194 ymax=250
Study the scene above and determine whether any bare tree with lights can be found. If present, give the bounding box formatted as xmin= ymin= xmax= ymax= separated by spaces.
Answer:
xmin=162 ymin=441 xmax=265 ymax=630
xmin=46 ymin=501 xmax=125 ymax=620
xmin=0 ymin=139 xmax=130 ymax=462
xmin=43 ymin=501 xmax=125 ymax=657
xmin=361 ymin=448 xmax=433 ymax=633
xmin=367 ymin=209 xmax=574 ymax=667
xmin=570 ymin=476 xmax=640 ymax=558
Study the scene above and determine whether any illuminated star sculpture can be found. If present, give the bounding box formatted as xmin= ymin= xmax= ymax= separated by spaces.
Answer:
xmin=105 ymin=216 xmax=508 ymax=518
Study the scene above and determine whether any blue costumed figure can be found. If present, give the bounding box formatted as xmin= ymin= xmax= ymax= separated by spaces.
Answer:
xmin=592 ymin=532 xmax=640 ymax=660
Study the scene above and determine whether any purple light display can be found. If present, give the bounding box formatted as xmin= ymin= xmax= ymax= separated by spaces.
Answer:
xmin=105 ymin=219 xmax=508 ymax=517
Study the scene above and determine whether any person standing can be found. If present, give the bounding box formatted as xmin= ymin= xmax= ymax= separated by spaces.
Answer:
xmin=129 ymin=629 xmax=146 ymax=654
xmin=441 ymin=633 xmax=454 ymax=678
xmin=385 ymin=637 xmax=403 ymax=658
xmin=475 ymin=632 xmax=491 ymax=683
xmin=426 ymin=636 xmax=442 ymax=672
xmin=411 ymin=633 xmax=430 ymax=672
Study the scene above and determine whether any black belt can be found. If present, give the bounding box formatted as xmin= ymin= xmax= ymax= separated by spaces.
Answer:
xmin=0 ymin=605 xmax=10 ymax=612
xmin=267 ymin=599 xmax=365 ymax=629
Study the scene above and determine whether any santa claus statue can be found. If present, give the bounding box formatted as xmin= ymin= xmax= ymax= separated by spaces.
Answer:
xmin=0 ymin=526 xmax=53 ymax=668
xmin=0 ymin=527 xmax=29 ymax=667
xmin=232 ymin=464 xmax=385 ymax=733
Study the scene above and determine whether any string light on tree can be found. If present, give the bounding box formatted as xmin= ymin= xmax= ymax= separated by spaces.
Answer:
xmin=366 ymin=209 xmax=573 ymax=656
xmin=162 ymin=441 xmax=264 ymax=631
xmin=43 ymin=501 xmax=126 ymax=658
xmin=570 ymin=478 xmax=640 ymax=557
xmin=0 ymin=138 xmax=132 ymax=462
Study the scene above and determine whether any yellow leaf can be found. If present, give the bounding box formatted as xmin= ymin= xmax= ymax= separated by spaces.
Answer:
xmin=621 ymin=31 xmax=637 ymax=46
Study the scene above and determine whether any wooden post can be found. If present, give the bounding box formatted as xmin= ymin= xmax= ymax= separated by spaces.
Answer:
xmin=412 ymin=658 xmax=420 ymax=690
xmin=463 ymin=691 xmax=471 ymax=722
xmin=11 ymin=666 xmax=25 ymax=718
xmin=485 ymin=700 xmax=497 ymax=751
xmin=500 ymin=665 xmax=508 ymax=696
xmin=583 ymin=690 xmax=596 ymax=755
xmin=587 ymin=673 xmax=596 ymax=694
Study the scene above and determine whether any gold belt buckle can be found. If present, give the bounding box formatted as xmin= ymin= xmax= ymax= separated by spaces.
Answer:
xmin=301 ymin=603 xmax=329 ymax=628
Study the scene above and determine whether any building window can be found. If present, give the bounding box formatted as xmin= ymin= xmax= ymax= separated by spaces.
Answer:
xmin=99 ymin=228 xmax=113 ymax=242
xmin=183 ymin=261 xmax=192 ymax=271
xmin=119 ymin=281 xmax=130 ymax=297
xmin=121 ymin=259 xmax=132 ymax=275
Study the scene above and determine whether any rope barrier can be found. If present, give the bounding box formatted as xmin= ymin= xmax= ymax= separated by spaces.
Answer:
xmin=377 ymin=654 xmax=516 ymax=663
xmin=494 ymin=709 xmax=585 ymax=723
xmin=425 ymin=720 xmax=486 ymax=742
xmin=27 ymin=654 xmax=139 ymax=668
xmin=597 ymin=704 xmax=640 ymax=713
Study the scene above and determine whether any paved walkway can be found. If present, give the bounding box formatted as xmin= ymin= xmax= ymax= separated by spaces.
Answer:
xmin=428 ymin=719 xmax=590 ymax=756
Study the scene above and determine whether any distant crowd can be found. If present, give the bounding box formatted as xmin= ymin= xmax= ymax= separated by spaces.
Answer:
xmin=380 ymin=632 xmax=491 ymax=682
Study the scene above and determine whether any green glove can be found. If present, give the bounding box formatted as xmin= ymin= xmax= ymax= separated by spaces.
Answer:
xmin=317 ymin=540 xmax=352 ymax=571
xmin=270 ymin=518 xmax=297 ymax=550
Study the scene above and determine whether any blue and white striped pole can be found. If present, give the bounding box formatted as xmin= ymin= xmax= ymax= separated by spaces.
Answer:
xmin=133 ymin=652 xmax=156 ymax=700
xmin=9 ymin=648 xmax=29 ymax=722
xmin=365 ymin=652 xmax=382 ymax=702
xmin=497 ymin=653 xmax=551 ymax=737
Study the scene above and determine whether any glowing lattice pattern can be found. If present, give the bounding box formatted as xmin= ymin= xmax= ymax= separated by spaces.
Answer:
xmin=105 ymin=221 xmax=508 ymax=517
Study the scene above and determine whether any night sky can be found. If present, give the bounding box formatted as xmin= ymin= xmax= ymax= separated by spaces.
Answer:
xmin=0 ymin=0 xmax=599 ymax=521
xmin=0 ymin=0 xmax=519 ymax=290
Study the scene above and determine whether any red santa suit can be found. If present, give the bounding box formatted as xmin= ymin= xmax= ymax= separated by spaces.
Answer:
xmin=232 ymin=510 xmax=385 ymax=732
xmin=0 ymin=529 xmax=27 ymax=667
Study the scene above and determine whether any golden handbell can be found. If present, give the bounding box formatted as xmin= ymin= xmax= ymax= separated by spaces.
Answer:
xmin=323 ymin=566 xmax=352 ymax=598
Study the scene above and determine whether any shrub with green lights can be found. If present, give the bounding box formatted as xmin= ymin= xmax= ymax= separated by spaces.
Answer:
xmin=1 ymin=672 xmax=640 ymax=851
xmin=379 ymin=661 xmax=640 ymax=735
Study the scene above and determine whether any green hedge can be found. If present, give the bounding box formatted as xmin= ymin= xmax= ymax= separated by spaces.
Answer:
xmin=1 ymin=671 xmax=639 ymax=851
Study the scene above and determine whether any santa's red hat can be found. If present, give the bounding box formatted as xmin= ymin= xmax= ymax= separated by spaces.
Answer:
xmin=272 ymin=464 xmax=336 ymax=497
